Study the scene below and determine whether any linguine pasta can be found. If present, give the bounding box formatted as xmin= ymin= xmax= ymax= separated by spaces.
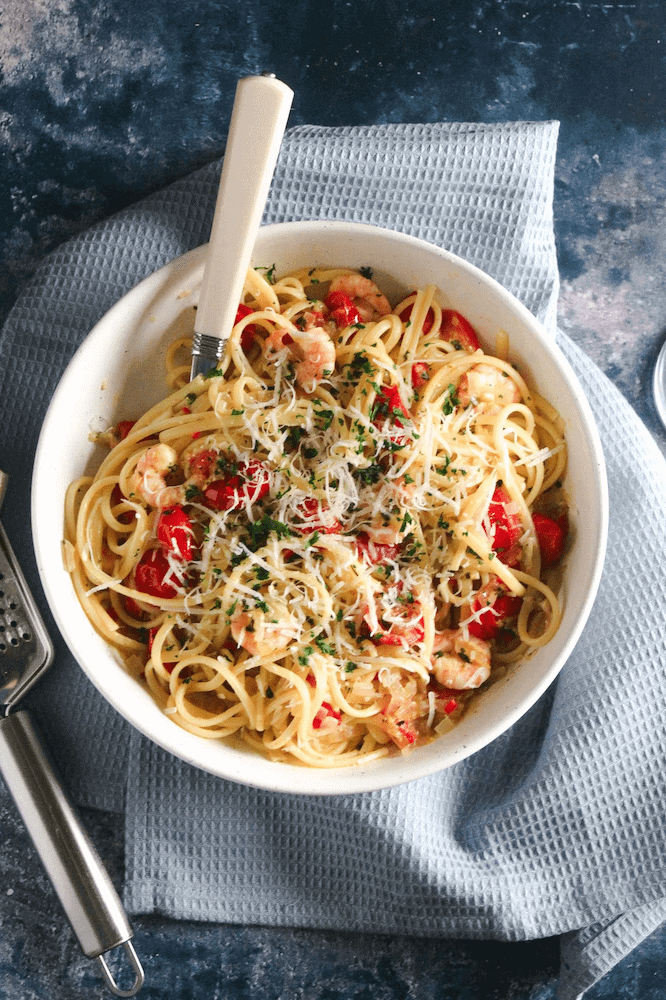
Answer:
xmin=64 ymin=265 xmax=568 ymax=768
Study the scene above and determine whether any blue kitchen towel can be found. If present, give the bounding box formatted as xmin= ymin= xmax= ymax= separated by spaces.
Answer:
xmin=1 ymin=120 xmax=663 ymax=1000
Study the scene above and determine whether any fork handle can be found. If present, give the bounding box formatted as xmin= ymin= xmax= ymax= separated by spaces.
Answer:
xmin=0 ymin=710 xmax=144 ymax=996
xmin=190 ymin=73 xmax=293 ymax=378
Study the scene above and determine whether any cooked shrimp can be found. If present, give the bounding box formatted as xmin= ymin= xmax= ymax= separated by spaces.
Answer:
xmin=129 ymin=443 xmax=202 ymax=508
xmin=230 ymin=608 xmax=293 ymax=658
xmin=457 ymin=363 xmax=521 ymax=410
xmin=362 ymin=586 xmax=425 ymax=648
xmin=265 ymin=326 xmax=336 ymax=392
xmin=329 ymin=274 xmax=392 ymax=322
xmin=430 ymin=629 xmax=491 ymax=690
xmin=373 ymin=676 xmax=428 ymax=750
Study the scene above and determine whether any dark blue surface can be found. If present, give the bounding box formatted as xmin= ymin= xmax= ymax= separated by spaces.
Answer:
xmin=2 ymin=1 xmax=666 ymax=997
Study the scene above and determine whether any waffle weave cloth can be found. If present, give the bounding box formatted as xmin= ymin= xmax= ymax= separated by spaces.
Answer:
xmin=1 ymin=121 xmax=665 ymax=1000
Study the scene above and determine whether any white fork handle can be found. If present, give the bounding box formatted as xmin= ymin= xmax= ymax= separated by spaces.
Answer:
xmin=193 ymin=74 xmax=293 ymax=346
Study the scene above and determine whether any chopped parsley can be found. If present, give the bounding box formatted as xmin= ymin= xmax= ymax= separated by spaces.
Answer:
xmin=353 ymin=463 xmax=383 ymax=486
xmin=283 ymin=425 xmax=305 ymax=451
xmin=298 ymin=645 xmax=314 ymax=666
xmin=313 ymin=404 xmax=335 ymax=431
xmin=246 ymin=515 xmax=293 ymax=552
xmin=442 ymin=384 xmax=461 ymax=415
xmin=255 ymin=263 xmax=276 ymax=284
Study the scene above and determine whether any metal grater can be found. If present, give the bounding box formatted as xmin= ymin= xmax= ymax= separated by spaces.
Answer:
xmin=0 ymin=517 xmax=53 ymax=716
xmin=0 ymin=471 xmax=144 ymax=996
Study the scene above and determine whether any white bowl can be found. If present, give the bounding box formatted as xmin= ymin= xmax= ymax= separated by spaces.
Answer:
xmin=32 ymin=221 xmax=608 ymax=795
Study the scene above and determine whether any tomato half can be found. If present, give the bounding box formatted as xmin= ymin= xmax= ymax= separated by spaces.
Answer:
xmin=235 ymin=303 xmax=259 ymax=353
xmin=411 ymin=361 xmax=430 ymax=390
xmin=398 ymin=302 xmax=434 ymax=335
xmin=203 ymin=459 xmax=271 ymax=511
xmin=295 ymin=498 xmax=342 ymax=535
xmin=157 ymin=506 xmax=196 ymax=561
xmin=487 ymin=487 xmax=522 ymax=561
xmin=532 ymin=512 xmax=566 ymax=567
xmin=372 ymin=384 xmax=411 ymax=427
xmin=134 ymin=548 xmax=180 ymax=599
xmin=355 ymin=532 xmax=399 ymax=565
xmin=439 ymin=310 xmax=480 ymax=351
xmin=466 ymin=592 xmax=522 ymax=641
xmin=324 ymin=291 xmax=361 ymax=328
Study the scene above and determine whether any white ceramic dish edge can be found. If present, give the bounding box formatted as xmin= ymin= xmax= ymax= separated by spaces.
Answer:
xmin=32 ymin=221 xmax=608 ymax=796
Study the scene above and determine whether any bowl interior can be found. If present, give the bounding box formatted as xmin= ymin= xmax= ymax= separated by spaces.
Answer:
xmin=32 ymin=221 xmax=608 ymax=795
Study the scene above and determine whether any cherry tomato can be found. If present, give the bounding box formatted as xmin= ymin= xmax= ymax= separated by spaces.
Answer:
xmin=439 ymin=310 xmax=480 ymax=351
xmin=203 ymin=459 xmax=271 ymax=511
xmin=372 ymin=384 xmax=411 ymax=427
xmin=466 ymin=592 xmax=523 ymax=641
xmin=123 ymin=594 xmax=148 ymax=620
xmin=134 ymin=549 xmax=180 ymax=599
xmin=235 ymin=303 xmax=258 ymax=353
xmin=324 ymin=290 xmax=362 ymax=328
xmin=355 ymin=532 xmax=399 ymax=565
xmin=157 ymin=506 xmax=196 ymax=561
xmin=411 ymin=361 xmax=430 ymax=390
xmin=295 ymin=498 xmax=342 ymax=535
xmin=488 ymin=487 xmax=522 ymax=560
xmin=532 ymin=512 xmax=567 ymax=567
xmin=398 ymin=302 xmax=434 ymax=335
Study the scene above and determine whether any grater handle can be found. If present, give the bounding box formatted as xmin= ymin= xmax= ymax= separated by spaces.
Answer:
xmin=0 ymin=710 xmax=144 ymax=996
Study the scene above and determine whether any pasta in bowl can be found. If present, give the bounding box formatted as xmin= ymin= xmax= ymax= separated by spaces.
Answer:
xmin=33 ymin=222 xmax=607 ymax=793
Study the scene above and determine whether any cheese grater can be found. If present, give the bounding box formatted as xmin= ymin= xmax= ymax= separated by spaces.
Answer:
xmin=0 ymin=471 xmax=144 ymax=996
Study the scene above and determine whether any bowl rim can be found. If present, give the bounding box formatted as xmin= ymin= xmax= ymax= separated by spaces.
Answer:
xmin=31 ymin=220 xmax=609 ymax=795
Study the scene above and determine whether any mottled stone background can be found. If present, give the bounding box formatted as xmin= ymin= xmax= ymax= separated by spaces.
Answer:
xmin=2 ymin=1 xmax=666 ymax=999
